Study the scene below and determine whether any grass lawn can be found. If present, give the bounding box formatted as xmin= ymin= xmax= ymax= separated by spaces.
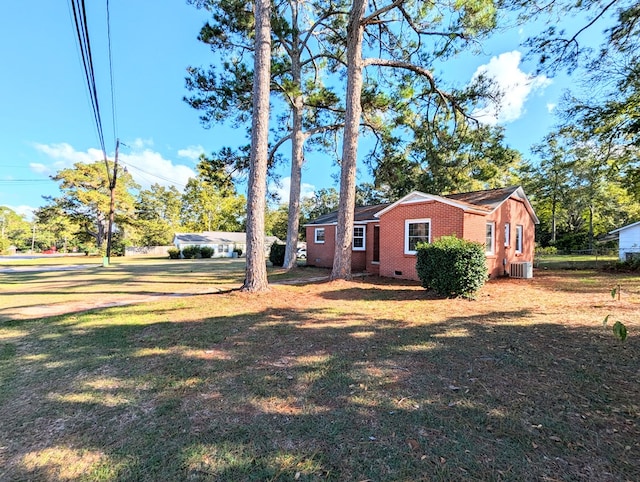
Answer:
xmin=535 ymin=253 xmax=619 ymax=270
xmin=0 ymin=262 xmax=638 ymax=481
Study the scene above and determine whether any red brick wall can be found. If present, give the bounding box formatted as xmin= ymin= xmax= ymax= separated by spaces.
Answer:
xmin=487 ymin=198 xmax=535 ymax=277
xmin=378 ymin=201 xmax=465 ymax=280
xmin=304 ymin=223 xmax=369 ymax=272
xmin=378 ymin=198 xmax=536 ymax=281
xmin=365 ymin=223 xmax=380 ymax=275
xmin=305 ymin=225 xmax=336 ymax=268
xmin=306 ymin=197 xmax=536 ymax=280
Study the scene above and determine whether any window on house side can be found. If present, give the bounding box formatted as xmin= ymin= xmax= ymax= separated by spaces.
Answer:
xmin=353 ymin=226 xmax=365 ymax=250
xmin=515 ymin=225 xmax=523 ymax=253
xmin=486 ymin=222 xmax=495 ymax=255
xmin=405 ymin=219 xmax=431 ymax=255
xmin=314 ymin=228 xmax=325 ymax=243
xmin=504 ymin=222 xmax=510 ymax=247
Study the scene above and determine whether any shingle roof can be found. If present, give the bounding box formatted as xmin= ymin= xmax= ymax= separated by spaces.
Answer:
xmin=306 ymin=186 xmax=539 ymax=225
xmin=445 ymin=186 xmax=520 ymax=210
xmin=307 ymin=203 xmax=390 ymax=225
xmin=173 ymin=232 xmax=280 ymax=245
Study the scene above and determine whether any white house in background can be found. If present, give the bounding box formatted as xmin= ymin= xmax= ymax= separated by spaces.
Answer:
xmin=609 ymin=221 xmax=640 ymax=261
xmin=172 ymin=232 xmax=280 ymax=258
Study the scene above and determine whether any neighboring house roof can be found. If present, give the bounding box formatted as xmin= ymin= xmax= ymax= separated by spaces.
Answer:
xmin=306 ymin=186 xmax=539 ymax=225
xmin=306 ymin=203 xmax=390 ymax=225
xmin=609 ymin=221 xmax=640 ymax=234
xmin=173 ymin=231 xmax=280 ymax=245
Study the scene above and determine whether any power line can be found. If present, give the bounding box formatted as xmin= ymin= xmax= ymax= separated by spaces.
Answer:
xmin=106 ymin=0 xmax=118 ymax=146
xmin=118 ymin=160 xmax=189 ymax=188
xmin=68 ymin=0 xmax=108 ymax=171
xmin=0 ymin=179 xmax=52 ymax=184
xmin=68 ymin=0 xmax=120 ymax=188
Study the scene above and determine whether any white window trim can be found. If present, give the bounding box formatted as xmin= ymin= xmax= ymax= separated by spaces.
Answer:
xmin=515 ymin=225 xmax=523 ymax=254
xmin=352 ymin=225 xmax=366 ymax=251
xmin=504 ymin=222 xmax=510 ymax=247
xmin=314 ymin=227 xmax=325 ymax=244
xmin=404 ymin=218 xmax=431 ymax=255
xmin=486 ymin=222 xmax=495 ymax=255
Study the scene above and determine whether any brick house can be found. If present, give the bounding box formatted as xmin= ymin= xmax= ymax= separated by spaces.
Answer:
xmin=305 ymin=186 xmax=539 ymax=280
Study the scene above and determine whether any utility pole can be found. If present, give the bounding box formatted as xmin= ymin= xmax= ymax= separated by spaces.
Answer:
xmin=105 ymin=139 xmax=120 ymax=265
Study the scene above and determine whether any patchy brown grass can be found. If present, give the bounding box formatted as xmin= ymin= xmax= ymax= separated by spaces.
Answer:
xmin=0 ymin=269 xmax=638 ymax=481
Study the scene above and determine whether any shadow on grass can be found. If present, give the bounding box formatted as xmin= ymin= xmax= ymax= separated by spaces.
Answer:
xmin=0 ymin=289 xmax=638 ymax=481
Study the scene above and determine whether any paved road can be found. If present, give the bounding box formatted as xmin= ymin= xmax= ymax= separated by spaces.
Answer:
xmin=0 ymin=264 xmax=97 ymax=273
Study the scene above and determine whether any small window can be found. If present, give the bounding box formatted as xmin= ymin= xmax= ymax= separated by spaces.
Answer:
xmin=504 ymin=222 xmax=510 ymax=247
xmin=223 ymin=244 xmax=229 ymax=253
xmin=353 ymin=225 xmax=365 ymax=251
xmin=405 ymin=219 xmax=431 ymax=255
xmin=217 ymin=244 xmax=223 ymax=253
xmin=515 ymin=225 xmax=523 ymax=253
xmin=314 ymin=228 xmax=325 ymax=244
xmin=486 ymin=222 xmax=495 ymax=254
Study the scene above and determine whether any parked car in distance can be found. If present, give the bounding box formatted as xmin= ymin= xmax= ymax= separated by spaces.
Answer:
xmin=297 ymin=247 xmax=307 ymax=259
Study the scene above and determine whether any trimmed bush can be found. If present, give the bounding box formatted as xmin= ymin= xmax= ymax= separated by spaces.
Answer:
xmin=269 ymin=243 xmax=286 ymax=267
xmin=416 ymin=236 xmax=487 ymax=298
xmin=200 ymin=246 xmax=214 ymax=258
xmin=181 ymin=245 xmax=201 ymax=259
xmin=168 ymin=248 xmax=181 ymax=259
xmin=234 ymin=247 xmax=243 ymax=257
xmin=535 ymin=245 xmax=558 ymax=256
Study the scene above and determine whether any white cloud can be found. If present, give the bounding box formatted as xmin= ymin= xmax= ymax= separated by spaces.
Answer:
xmin=31 ymin=142 xmax=196 ymax=192
xmin=28 ymin=163 xmax=50 ymax=175
xmin=270 ymin=177 xmax=316 ymax=204
xmin=129 ymin=138 xmax=154 ymax=150
xmin=471 ymin=51 xmax=552 ymax=125
xmin=33 ymin=142 xmax=98 ymax=171
xmin=177 ymin=145 xmax=206 ymax=161
xmin=6 ymin=204 xmax=35 ymax=220
xmin=546 ymin=103 xmax=557 ymax=113
xmin=120 ymin=149 xmax=196 ymax=190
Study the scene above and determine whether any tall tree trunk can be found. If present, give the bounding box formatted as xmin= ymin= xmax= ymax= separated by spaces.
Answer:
xmin=243 ymin=0 xmax=271 ymax=292
xmin=551 ymin=190 xmax=557 ymax=244
xmin=283 ymin=3 xmax=304 ymax=271
xmin=588 ymin=204 xmax=594 ymax=251
xmin=283 ymin=96 xmax=304 ymax=270
xmin=331 ymin=0 xmax=367 ymax=281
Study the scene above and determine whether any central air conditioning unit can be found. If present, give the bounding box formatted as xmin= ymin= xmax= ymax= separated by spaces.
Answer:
xmin=510 ymin=261 xmax=533 ymax=279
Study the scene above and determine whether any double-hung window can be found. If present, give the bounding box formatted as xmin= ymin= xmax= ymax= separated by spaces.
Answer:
xmin=353 ymin=225 xmax=365 ymax=250
xmin=504 ymin=222 xmax=511 ymax=247
xmin=314 ymin=227 xmax=325 ymax=244
xmin=486 ymin=222 xmax=495 ymax=255
xmin=405 ymin=219 xmax=431 ymax=255
xmin=515 ymin=225 xmax=523 ymax=253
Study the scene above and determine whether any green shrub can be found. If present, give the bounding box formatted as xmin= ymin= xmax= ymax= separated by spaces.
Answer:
xmin=200 ymin=246 xmax=214 ymax=258
xmin=535 ymin=245 xmax=558 ymax=256
xmin=416 ymin=236 xmax=487 ymax=298
xmin=269 ymin=243 xmax=286 ymax=267
xmin=181 ymin=245 xmax=201 ymax=259
xmin=610 ymin=255 xmax=640 ymax=272
xmin=234 ymin=247 xmax=243 ymax=257
xmin=168 ymin=248 xmax=181 ymax=259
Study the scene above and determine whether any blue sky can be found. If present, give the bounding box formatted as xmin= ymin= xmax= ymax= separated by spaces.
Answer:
xmin=0 ymin=1 xmax=583 ymax=219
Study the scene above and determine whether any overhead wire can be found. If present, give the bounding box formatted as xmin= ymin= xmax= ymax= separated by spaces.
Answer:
xmin=68 ymin=0 xmax=115 ymax=184
xmin=118 ymin=160 xmax=189 ymax=189
xmin=106 ymin=0 xmax=118 ymax=147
